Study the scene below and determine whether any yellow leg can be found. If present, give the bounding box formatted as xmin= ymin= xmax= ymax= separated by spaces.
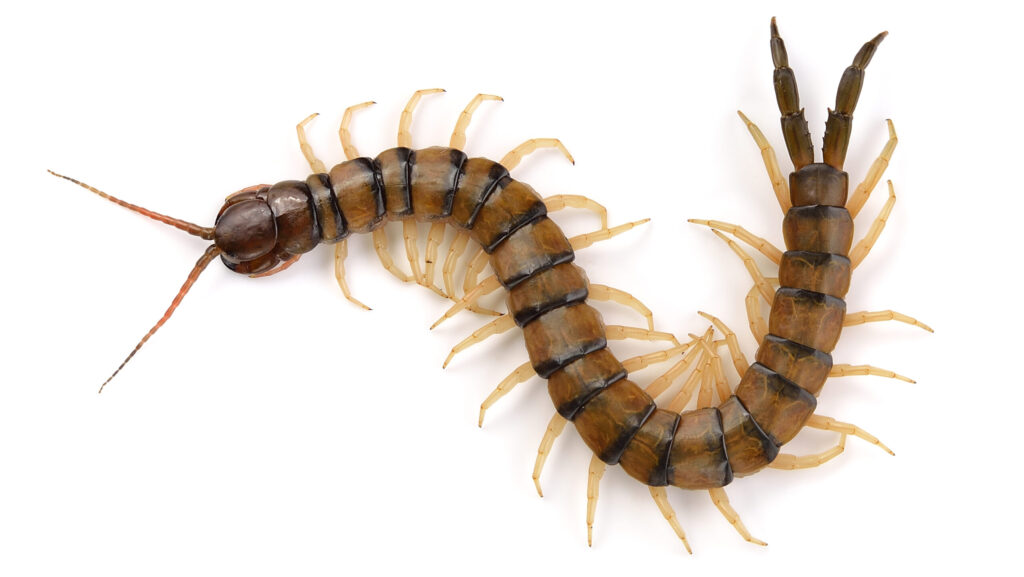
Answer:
xmin=645 ymin=330 xmax=709 ymax=398
xmin=443 ymin=314 xmax=515 ymax=368
xmin=500 ymin=138 xmax=575 ymax=171
xmin=372 ymin=227 xmax=413 ymax=283
xmin=709 ymin=487 xmax=767 ymax=546
xmin=333 ymin=240 xmax=371 ymax=310
xmin=807 ymin=414 xmax=894 ymax=456
xmin=746 ymin=284 xmax=768 ymax=343
xmin=442 ymin=230 xmax=471 ymax=299
xmin=844 ymin=308 xmax=934 ymax=333
xmin=462 ymin=245 xmax=489 ymax=296
xmin=339 ymin=100 xmax=375 ymax=160
xmin=544 ymin=194 xmax=608 ymax=229
xmin=401 ymin=219 xmax=426 ymax=286
xmin=698 ymin=311 xmax=750 ymax=377
xmin=737 ymin=110 xmax=790 ymax=213
xmin=666 ymin=349 xmax=713 ymax=413
xmin=770 ymin=434 xmax=847 ymax=470
xmin=296 ymin=113 xmax=328 ymax=173
xmin=850 ymin=181 xmax=896 ymax=270
xmin=830 ymin=363 xmax=915 ymax=383
xmin=586 ymin=455 xmax=605 ymax=547
xmin=848 ymin=119 xmax=898 ymax=218
xmin=532 ymin=413 xmax=568 ymax=497
xmin=424 ymin=221 xmax=448 ymax=297
xmin=687 ymin=219 xmax=783 ymax=264
xmin=605 ymin=325 xmax=679 ymax=346
xmin=620 ymin=342 xmax=694 ymax=374
xmin=709 ymin=229 xmax=774 ymax=303
xmin=430 ymin=275 xmax=502 ymax=329
xmin=569 ymin=219 xmax=649 ymax=251
xmin=449 ymin=93 xmax=503 ymax=150
xmin=398 ymin=88 xmax=445 ymax=148
xmin=478 ymin=361 xmax=536 ymax=427
xmin=649 ymin=487 xmax=693 ymax=554
xmin=588 ymin=283 xmax=654 ymax=331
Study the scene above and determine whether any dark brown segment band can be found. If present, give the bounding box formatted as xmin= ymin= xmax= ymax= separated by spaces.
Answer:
xmin=782 ymin=205 xmax=854 ymax=255
xmin=769 ymin=287 xmax=846 ymax=353
xmin=546 ymin=348 xmax=627 ymax=420
xmin=779 ymin=251 xmax=851 ymax=299
xmin=523 ymin=303 xmax=607 ymax=378
xmin=719 ymin=395 xmax=779 ymax=476
xmin=667 ymin=408 xmax=732 ymax=489
xmin=789 ymin=163 xmax=849 ymax=207
xmin=471 ymin=179 xmax=548 ymax=253
xmin=489 ymin=217 xmax=574 ymax=288
xmin=330 ymin=158 xmax=385 ymax=233
xmin=374 ymin=147 xmax=413 ymax=218
xmin=620 ymin=409 xmax=680 ymax=487
xmin=506 ymin=263 xmax=589 ymax=327
xmin=573 ymin=379 xmax=656 ymax=465
xmin=266 ymin=180 xmax=319 ymax=255
xmin=409 ymin=146 xmax=466 ymax=221
xmin=754 ymin=335 xmax=833 ymax=396
xmin=306 ymin=173 xmax=347 ymax=243
xmin=735 ymin=363 xmax=817 ymax=445
xmin=450 ymin=158 xmax=509 ymax=228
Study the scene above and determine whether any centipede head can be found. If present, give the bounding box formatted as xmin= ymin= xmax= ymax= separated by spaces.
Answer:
xmin=47 ymin=169 xmax=262 ymax=392
xmin=214 ymin=185 xmax=285 ymax=275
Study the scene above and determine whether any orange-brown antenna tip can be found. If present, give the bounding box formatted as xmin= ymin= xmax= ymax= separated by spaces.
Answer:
xmin=48 ymin=169 xmax=215 ymax=241
xmin=98 ymin=245 xmax=221 ymax=393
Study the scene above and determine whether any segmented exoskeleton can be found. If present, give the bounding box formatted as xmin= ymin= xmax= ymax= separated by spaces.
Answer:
xmin=49 ymin=19 xmax=928 ymax=553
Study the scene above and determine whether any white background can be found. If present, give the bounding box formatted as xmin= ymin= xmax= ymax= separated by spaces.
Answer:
xmin=2 ymin=1 xmax=1018 ymax=575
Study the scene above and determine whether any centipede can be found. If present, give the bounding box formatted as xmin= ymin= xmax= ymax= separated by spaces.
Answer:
xmin=48 ymin=18 xmax=928 ymax=552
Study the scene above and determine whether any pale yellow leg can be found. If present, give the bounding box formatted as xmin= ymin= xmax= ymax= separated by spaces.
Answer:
xmin=339 ymin=101 xmax=375 ymax=160
xmin=569 ymin=218 xmax=650 ymax=251
xmin=807 ymin=414 xmax=894 ymax=455
xmin=666 ymin=351 xmax=712 ymax=412
xmin=843 ymin=309 xmax=934 ymax=333
xmin=710 ymin=229 xmax=774 ymax=303
xmin=462 ymin=245 xmax=489 ymax=295
xmin=398 ymin=88 xmax=445 ymax=148
xmin=737 ymin=110 xmax=790 ymax=213
xmin=372 ymin=227 xmax=413 ymax=283
xmin=401 ymin=219 xmax=426 ymax=286
xmin=443 ymin=230 xmax=471 ymax=299
xmin=532 ymin=413 xmax=568 ymax=497
xmin=423 ymin=222 xmax=448 ymax=297
xmin=649 ymin=487 xmax=693 ymax=554
xmin=449 ymin=93 xmax=503 ymax=150
xmin=588 ymin=284 xmax=654 ymax=331
xmin=646 ymin=331 xmax=709 ymax=398
xmin=479 ymin=361 xmax=536 ymax=427
xmin=605 ymin=325 xmax=679 ymax=346
xmin=333 ymin=240 xmax=372 ymax=311
xmin=687 ymin=219 xmax=783 ymax=264
xmin=500 ymin=138 xmax=575 ymax=171
xmin=708 ymin=487 xmax=767 ymax=546
xmin=770 ymin=434 xmax=847 ymax=470
xmin=831 ymin=363 xmax=915 ymax=383
xmin=698 ymin=311 xmax=750 ymax=377
xmin=430 ymin=275 xmax=502 ymax=329
xmin=586 ymin=455 xmax=606 ymax=547
xmin=620 ymin=342 xmax=694 ymax=374
xmin=296 ymin=113 xmax=328 ymax=173
xmin=745 ymin=284 xmax=768 ymax=343
xmin=694 ymin=337 xmax=723 ymax=408
xmin=443 ymin=314 xmax=515 ymax=368
xmin=544 ymin=194 xmax=608 ymax=229
xmin=848 ymin=119 xmax=898 ymax=218
xmin=850 ymin=181 xmax=896 ymax=270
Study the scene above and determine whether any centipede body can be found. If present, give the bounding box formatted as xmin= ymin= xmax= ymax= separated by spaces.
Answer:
xmin=7 ymin=10 xmax=968 ymax=574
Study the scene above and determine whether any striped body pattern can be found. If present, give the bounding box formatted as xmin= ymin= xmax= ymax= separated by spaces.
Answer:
xmin=49 ymin=19 xmax=928 ymax=552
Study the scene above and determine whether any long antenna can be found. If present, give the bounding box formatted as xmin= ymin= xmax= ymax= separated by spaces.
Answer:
xmin=47 ymin=170 xmax=215 ymax=240
xmin=98 ymin=244 xmax=221 ymax=393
